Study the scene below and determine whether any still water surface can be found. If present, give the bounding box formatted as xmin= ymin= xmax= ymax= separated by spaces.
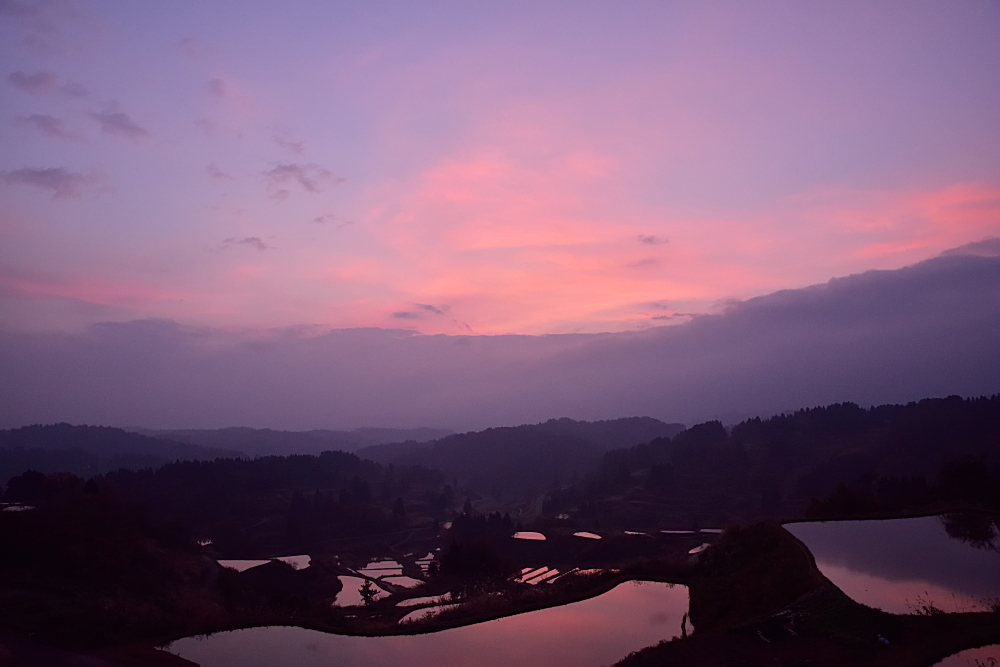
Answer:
xmin=934 ymin=644 xmax=1000 ymax=666
xmin=168 ymin=581 xmax=688 ymax=667
xmin=786 ymin=515 xmax=1000 ymax=613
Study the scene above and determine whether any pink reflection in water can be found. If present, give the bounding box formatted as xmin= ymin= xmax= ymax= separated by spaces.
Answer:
xmin=816 ymin=563 xmax=984 ymax=614
xmin=934 ymin=644 xmax=1000 ymax=666
xmin=169 ymin=581 xmax=688 ymax=667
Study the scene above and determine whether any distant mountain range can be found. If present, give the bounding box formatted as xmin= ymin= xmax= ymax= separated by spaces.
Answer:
xmin=0 ymin=419 xmax=680 ymax=494
xmin=126 ymin=426 xmax=454 ymax=456
xmin=0 ymin=423 xmax=453 ymax=486
xmin=0 ymin=423 xmax=240 ymax=482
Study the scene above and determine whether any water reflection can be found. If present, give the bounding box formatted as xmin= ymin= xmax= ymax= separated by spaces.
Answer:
xmin=786 ymin=515 xmax=1000 ymax=613
xmin=217 ymin=559 xmax=271 ymax=573
xmin=333 ymin=576 xmax=388 ymax=606
xmin=217 ymin=555 xmax=312 ymax=573
xmin=512 ymin=531 xmax=546 ymax=541
xmin=169 ymin=581 xmax=688 ymax=667
xmin=356 ymin=560 xmax=403 ymax=577
xmin=934 ymin=644 xmax=1000 ymax=666
xmin=941 ymin=513 xmax=999 ymax=551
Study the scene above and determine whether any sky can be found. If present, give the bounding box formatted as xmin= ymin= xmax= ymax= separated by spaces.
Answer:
xmin=1 ymin=2 xmax=999 ymax=430
xmin=2 ymin=1 xmax=999 ymax=337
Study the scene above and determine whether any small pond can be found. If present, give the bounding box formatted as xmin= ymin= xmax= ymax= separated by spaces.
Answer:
xmin=786 ymin=514 xmax=1000 ymax=614
xmin=168 ymin=580 xmax=688 ymax=667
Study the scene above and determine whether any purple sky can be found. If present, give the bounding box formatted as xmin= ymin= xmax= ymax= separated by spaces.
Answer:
xmin=1 ymin=3 xmax=999 ymax=429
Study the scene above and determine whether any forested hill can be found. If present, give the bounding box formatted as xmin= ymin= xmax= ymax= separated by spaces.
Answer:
xmin=548 ymin=395 xmax=1000 ymax=528
xmin=731 ymin=395 xmax=1000 ymax=492
xmin=358 ymin=417 xmax=685 ymax=495
xmin=0 ymin=423 xmax=241 ymax=481
xmin=3 ymin=448 xmax=447 ymax=558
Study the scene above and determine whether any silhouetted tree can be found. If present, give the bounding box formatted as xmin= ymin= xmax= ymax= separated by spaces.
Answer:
xmin=359 ymin=579 xmax=378 ymax=606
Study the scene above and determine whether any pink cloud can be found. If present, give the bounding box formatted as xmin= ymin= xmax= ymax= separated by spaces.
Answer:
xmin=350 ymin=136 xmax=1000 ymax=335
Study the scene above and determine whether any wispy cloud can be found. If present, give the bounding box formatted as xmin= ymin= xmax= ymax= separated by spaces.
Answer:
xmin=0 ymin=1 xmax=80 ymax=54
xmin=208 ymin=78 xmax=227 ymax=97
xmin=17 ymin=113 xmax=78 ymax=140
xmin=7 ymin=70 xmax=86 ymax=97
xmin=273 ymin=135 xmax=305 ymax=155
xmin=215 ymin=237 xmax=272 ymax=252
xmin=637 ymin=234 xmax=668 ymax=245
xmin=263 ymin=163 xmax=343 ymax=200
xmin=8 ymin=69 xmax=56 ymax=93
xmin=391 ymin=304 xmax=447 ymax=320
xmin=175 ymin=37 xmax=215 ymax=61
xmin=650 ymin=313 xmax=696 ymax=322
xmin=90 ymin=110 xmax=149 ymax=141
xmin=206 ymin=163 xmax=234 ymax=180
xmin=1 ymin=166 xmax=98 ymax=199
xmin=312 ymin=214 xmax=352 ymax=228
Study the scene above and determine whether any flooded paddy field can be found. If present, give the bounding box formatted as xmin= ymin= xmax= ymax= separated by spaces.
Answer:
xmin=168 ymin=581 xmax=689 ymax=667
xmin=786 ymin=513 xmax=1000 ymax=614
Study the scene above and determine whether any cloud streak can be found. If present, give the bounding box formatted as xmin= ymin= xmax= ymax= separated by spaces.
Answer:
xmin=215 ymin=237 xmax=272 ymax=252
xmin=90 ymin=110 xmax=150 ymax=140
xmin=1 ymin=167 xmax=97 ymax=199
xmin=206 ymin=163 xmax=234 ymax=180
xmin=312 ymin=214 xmax=351 ymax=228
xmin=7 ymin=70 xmax=86 ymax=97
xmin=17 ymin=113 xmax=78 ymax=140
xmin=273 ymin=135 xmax=305 ymax=155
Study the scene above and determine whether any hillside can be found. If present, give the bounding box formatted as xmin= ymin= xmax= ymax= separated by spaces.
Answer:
xmin=359 ymin=417 xmax=685 ymax=496
xmin=544 ymin=395 xmax=1000 ymax=529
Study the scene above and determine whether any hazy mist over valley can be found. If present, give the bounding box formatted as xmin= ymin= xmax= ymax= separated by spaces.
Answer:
xmin=2 ymin=248 xmax=998 ymax=433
